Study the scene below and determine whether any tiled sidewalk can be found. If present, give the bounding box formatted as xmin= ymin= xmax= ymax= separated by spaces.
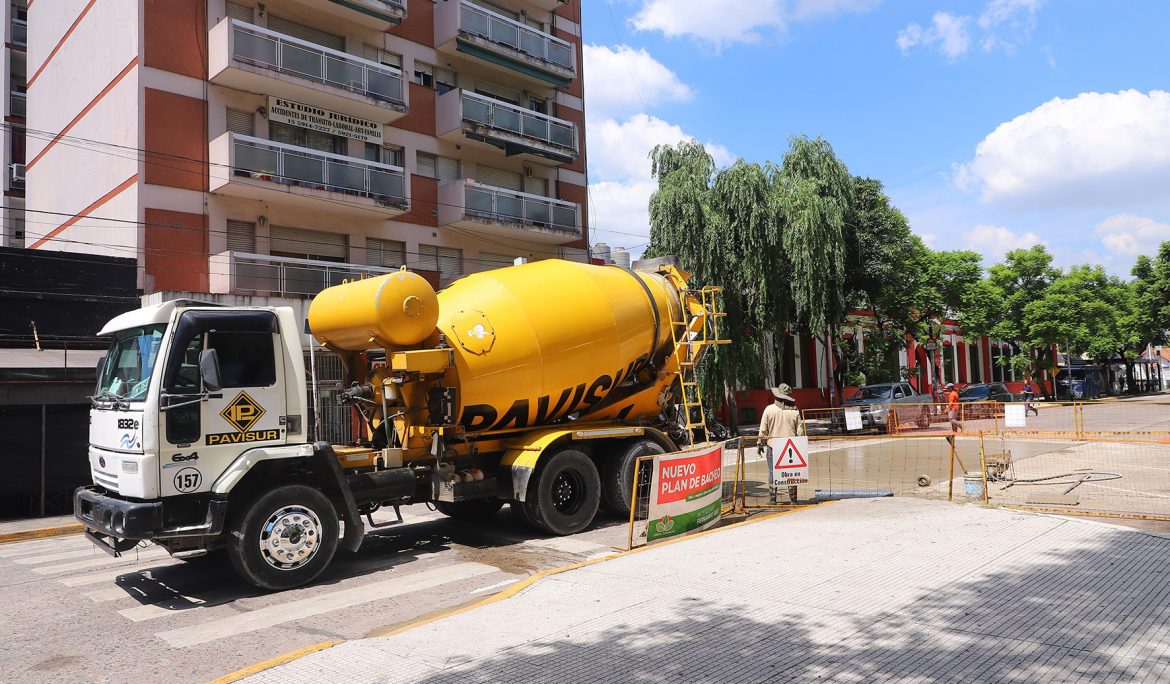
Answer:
xmin=249 ymin=498 xmax=1170 ymax=683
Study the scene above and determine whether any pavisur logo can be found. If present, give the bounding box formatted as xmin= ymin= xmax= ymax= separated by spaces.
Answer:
xmin=206 ymin=391 xmax=279 ymax=445
xmin=654 ymin=515 xmax=675 ymax=535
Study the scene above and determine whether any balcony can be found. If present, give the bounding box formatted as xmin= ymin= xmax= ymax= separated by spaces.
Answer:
xmin=284 ymin=0 xmax=406 ymax=30
xmin=10 ymin=17 xmax=25 ymax=47
xmin=436 ymin=0 xmax=574 ymax=87
xmin=210 ymin=251 xmax=397 ymax=298
xmin=438 ymin=90 xmax=578 ymax=165
xmin=210 ymin=132 xmax=408 ymax=217
xmin=438 ymin=178 xmax=580 ymax=243
xmin=209 ymin=18 xmax=406 ymax=124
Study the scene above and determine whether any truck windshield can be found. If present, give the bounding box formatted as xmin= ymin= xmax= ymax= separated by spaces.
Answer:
xmin=855 ymin=386 xmax=893 ymax=400
xmin=97 ymin=325 xmax=166 ymax=401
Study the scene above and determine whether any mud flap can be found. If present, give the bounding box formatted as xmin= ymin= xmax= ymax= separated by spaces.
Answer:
xmin=311 ymin=441 xmax=365 ymax=552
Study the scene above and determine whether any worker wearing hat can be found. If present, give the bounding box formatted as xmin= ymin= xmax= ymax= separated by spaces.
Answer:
xmin=945 ymin=382 xmax=962 ymax=432
xmin=758 ymin=383 xmax=805 ymax=504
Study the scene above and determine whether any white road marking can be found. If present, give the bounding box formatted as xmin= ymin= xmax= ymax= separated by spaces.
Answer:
xmin=14 ymin=548 xmax=106 ymax=565
xmin=119 ymin=592 xmax=212 ymax=622
xmin=32 ymin=547 xmax=169 ymax=575
xmin=521 ymin=537 xmax=609 ymax=555
xmin=59 ymin=564 xmax=178 ymax=588
xmin=0 ymin=536 xmax=91 ymax=558
xmin=469 ymin=579 xmax=516 ymax=595
xmin=84 ymin=586 xmax=133 ymax=603
xmin=155 ymin=562 xmax=499 ymax=648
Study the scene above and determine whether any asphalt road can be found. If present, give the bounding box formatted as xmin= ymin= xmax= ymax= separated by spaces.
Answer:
xmin=0 ymin=506 xmax=635 ymax=683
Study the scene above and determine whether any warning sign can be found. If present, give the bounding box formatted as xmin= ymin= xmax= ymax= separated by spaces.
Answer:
xmin=767 ymin=436 xmax=809 ymax=485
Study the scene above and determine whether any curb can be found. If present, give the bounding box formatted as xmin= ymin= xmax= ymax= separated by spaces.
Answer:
xmin=0 ymin=524 xmax=84 ymax=546
xmin=212 ymin=502 xmax=833 ymax=682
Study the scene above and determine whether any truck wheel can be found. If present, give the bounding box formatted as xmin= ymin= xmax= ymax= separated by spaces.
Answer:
xmin=600 ymin=439 xmax=664 ymax=517
xmin=522 ymin=448 xmax=600 ymax=536
xmin=227 ymin=484 xmax=339 ymax=591
xmin=434 ymin=498 xmax=504 ymax=520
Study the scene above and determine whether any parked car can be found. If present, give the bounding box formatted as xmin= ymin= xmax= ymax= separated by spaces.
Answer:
xmin=958 ymin=382 xmax=1015 ymax=418
xmin=837 ymin=382 xmax=933 ymax=431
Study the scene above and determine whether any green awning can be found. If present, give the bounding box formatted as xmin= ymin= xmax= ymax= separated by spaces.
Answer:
xmin=456 ymin=41 xmax=572 ymax=88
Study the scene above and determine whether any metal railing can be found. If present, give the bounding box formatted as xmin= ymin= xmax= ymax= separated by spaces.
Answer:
xmin=9 ymin=91 xmax=24 ymax=118
xmin=226 ymin=18 xmax=405 ymax=106
xmin=11 ymin=17 xmax=25 ymax=46
xmin=229 ymin=132 xmax=406 ymax=207
xmin=226 ymin=251 xmax=397 ymax=297
xmin=459 ymin=0 xmax=573 ymax=72
xmin=329 ymin=0 xmax=405 ymax=19
xmin=463 ymin=180 xmax=578 ymax=234
xmin=460 ymin=90 xmax=577 ymax=153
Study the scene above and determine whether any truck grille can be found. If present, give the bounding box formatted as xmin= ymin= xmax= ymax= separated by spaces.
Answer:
xmin=93 ymin=470 xmax=119 ymax=493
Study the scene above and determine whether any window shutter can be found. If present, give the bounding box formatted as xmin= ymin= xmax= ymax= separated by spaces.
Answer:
xmin=226 ymin=220 xmax=256 ymax=253
xmin=432 ymin=65 xmax=456 ymax=89
xmin=435 ymin=156 xmax=460 ymax=182
xmin=437 ymin=247 xmax=463 ymax=280
xmin=417 ymin=152 xmax=436 ymax=178
xmin=475 ymin=80 xmax=520 ymax=105
xmin=226 ymin=108 xmax=255 ymax=136
xmin=225 ymin=2 xmax=252 ymax=22
xmin=270 ymin=225 xmax=347 ymax=260
xmin=267 ymin=15 xmax=344 ymax=51
xmin=363 ymin=45 xmax=402 ymax=68
xmin=366 ymin=238 xmax=406 ymax=268
xmin=476 ymin=165 xmax=522 ymax=191
xmin=478 ymin=252 xmax=515 ymax=270
xmin=526 ymin=176 xmax=548 ymax=197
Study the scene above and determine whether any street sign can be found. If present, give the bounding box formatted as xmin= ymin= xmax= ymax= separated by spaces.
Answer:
xmin=768 ymin=436 xmax=809 ymax=485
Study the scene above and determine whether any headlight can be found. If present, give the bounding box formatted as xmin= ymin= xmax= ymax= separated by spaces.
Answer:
xmin=121 ymin=461 xmax=139 ymax=474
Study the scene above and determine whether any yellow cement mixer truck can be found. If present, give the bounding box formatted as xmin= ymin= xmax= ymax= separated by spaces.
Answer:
xmin=74 ymin=257 xmax=724 ymax=589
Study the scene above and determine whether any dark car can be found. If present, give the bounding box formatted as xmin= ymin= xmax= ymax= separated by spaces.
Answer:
xmin=958 ymin=383 xmax=1015 ymax=418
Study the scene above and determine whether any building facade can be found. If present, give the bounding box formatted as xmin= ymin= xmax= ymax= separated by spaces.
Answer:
xmin=1 ymin=0 xmax=25 ymax=248
xmin=24 ymin=0 xmax=588 ymax=298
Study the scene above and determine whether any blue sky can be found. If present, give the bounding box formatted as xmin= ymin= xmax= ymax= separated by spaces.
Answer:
xmin=580 ymin=1 xmax=1170 ymax=275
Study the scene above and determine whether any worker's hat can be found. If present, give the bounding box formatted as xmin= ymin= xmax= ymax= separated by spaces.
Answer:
xmin=770 ymin=384 xmax=796 ymax=403
xmin=945 ymin=382 xmax=955 ymax=389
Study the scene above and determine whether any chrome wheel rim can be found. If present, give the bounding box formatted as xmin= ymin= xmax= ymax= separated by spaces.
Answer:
xmin=259 ymin=505 xmax=322 ymax=571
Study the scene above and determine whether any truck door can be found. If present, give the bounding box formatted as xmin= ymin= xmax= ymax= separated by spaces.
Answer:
xmin=159 ymin=311 xmax=286 ymax=496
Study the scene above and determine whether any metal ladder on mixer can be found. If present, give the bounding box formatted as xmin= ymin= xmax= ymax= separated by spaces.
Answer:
xmin=669 ymin=285 xmax=728 ymax=444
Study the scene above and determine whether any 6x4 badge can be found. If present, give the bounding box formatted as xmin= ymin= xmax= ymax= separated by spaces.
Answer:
xmin=171 ymin=452 xmax=198 ymax=463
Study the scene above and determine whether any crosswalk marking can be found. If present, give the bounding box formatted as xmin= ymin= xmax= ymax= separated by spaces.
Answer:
xmin=33 ymin=547 xmax=170 ymax=575
xmin=156 ymin=562 xmax=499 ymax=648
xmin=59 ymin=563 xmax=178 ymax=587
xmin=14 ymin=548 xmax=107 ymax=565
xmin=0 ymin=536 xmax=90 ymax=558
xmin=84 ymin=586 xmax=134 ymax=603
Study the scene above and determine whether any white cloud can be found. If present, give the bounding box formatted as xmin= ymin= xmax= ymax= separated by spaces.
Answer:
xmin=965 ymin=224 xmax=1043 ymax=260
xmin=589 ymin=114 xmax=732 ymax=183
xmin=1095 ymin=214 xmax=1170 ymax=256
xmin=583 ymin=44 xmax=694 ymax=121
xmin=588 ymin=179 xmax=658 ymax=251
xmin=899 ymin=0 xmax=1040 ymax=59
xmin=630 ymin=0 xmax=876 ymax=48
xmin=897 ymin=12 xmax=970 ymax=59
xmin=954 ymin=90 xmax=1170 ymax=208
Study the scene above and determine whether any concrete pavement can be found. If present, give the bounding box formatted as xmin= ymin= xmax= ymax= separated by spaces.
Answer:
xmin=247 ymin=498 xmax=1170 ymax=683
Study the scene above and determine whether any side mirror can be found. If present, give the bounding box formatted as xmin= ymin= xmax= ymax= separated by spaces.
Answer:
xmin=198 ymin=349 xmax=222 ymax=392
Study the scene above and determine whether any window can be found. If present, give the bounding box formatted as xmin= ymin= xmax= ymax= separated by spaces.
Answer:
xmin=225 ymin=1 xmax=252 ymax=22
xmin=269 ymin=121 xmax=345 ymax=155
xmin=365 ymin=143 xmax=404 ymax=167
xmin=226 ymin=109 xmax=255 ymax=136
xmin=475 ymin=80 xmax=520 ymax=105
xmin=527 ymin=97 xmax=547 ymax=115
xmin=413 ymin=62 xmax=456 ymax=94
xmin=476 ymin=164 xmax=522 ymax=191
xmin=209 ymin=330 xmax=276 ymax=388
xmin=363 ymin=45 xmax=402 ymax=69
xmin=269 ymin=225 xmax=347 ymax=262
xmin=418 ymin=244 xmax=462 ymax=282
xmin=226 ymin=220 xmax=256 ymax=253
xmin=367 ymin=238 xmax=406 ymax=268
xmin=267 ymin=15 xmax=344 ymax=51
xmin=478 ymin=252 xmax=516 ymax=271
xmin=416 ymin=152 xmax=460 ymax=181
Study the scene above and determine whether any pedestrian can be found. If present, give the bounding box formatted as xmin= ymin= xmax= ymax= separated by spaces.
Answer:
xmin=757 ymin=383 xmax=805 ymax=504
xmin=945 ymin=382 xmax=962 ymax=432
xmin=1022 ymin=378 xmax=1039 ymax=416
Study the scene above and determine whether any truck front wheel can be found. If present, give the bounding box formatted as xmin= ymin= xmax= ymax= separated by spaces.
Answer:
xmin=522 ymin=448 xmax=600 ymax=536
xmin=227 ymin=484 xmax=339 ymax=591
xmin=600 ymin=439 xmax=664 ymax=517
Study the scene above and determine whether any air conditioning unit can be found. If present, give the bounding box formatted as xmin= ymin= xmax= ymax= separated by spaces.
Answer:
xmin=10 ymin=163 xmax=24 ymax=182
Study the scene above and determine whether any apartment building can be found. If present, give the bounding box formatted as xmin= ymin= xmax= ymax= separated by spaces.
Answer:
xmin=1 ymin=0 xmax=24 ymax=248
xmin=24 ymin=0 xmax=588 ymax=299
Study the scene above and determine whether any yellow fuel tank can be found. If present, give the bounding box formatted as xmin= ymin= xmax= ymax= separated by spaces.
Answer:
xmin=308 ymin=268 xmax=439 ymax=350
xmin=309 ymin=259 xmax=684 ymax=433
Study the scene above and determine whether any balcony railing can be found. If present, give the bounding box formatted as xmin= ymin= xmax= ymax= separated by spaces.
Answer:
xmin=464 ymin=181 xmax=578 ymax=234
xmin=222 ymin=251 xmax=397 ymax=297
xmin=227 ymin=18 xmax=404 ymax=107
xmin=9 ymin=91 xmax=24 ymax=118
xmin=460 ymin=90 xmax=577 ymax=154
xmin=459 ymin=1 xmax=573 ymax=73
xmin=11 ymin=17 xmax=25 ymax=46
xmin=229 ymin=132 xmax=407 ymax=207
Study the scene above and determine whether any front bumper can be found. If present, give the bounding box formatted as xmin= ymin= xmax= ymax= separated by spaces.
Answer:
xmin=74 ymin=486 xmax=228 ymax=541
